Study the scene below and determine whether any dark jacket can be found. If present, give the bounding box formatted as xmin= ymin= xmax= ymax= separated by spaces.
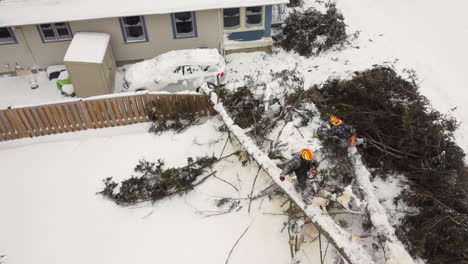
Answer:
xmin=327 ymin=123 xmax=355 ymax=140
xmin=280 ymin=154 xmax=318 ymax=186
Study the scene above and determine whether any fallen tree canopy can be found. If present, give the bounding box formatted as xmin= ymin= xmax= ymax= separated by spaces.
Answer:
xmin=274 ymin=3 xmax=347 ymax=56
xmin=311 ymin=66 xmax=468 ymax=263
xmin=100 ymin=156 xmax=217 ymax=205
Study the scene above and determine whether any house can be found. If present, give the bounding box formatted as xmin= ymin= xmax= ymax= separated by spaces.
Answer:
xmin=0 ymin=0 xmax=288 ymax=74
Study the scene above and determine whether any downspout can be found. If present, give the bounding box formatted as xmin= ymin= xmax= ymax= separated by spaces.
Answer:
xmin=16 ymin=26 xmax=39 ymax=71
xmin=217 ymin=9 xmax=225 ymax=56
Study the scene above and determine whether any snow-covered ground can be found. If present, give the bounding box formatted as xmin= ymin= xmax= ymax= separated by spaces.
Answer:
xmin=0 ymin=72 xmax=68 ymax=109
xmin=0 ymin=119 xmax=337 ymax=264
xmin=1 ymin=0 xmax=467 ymax=263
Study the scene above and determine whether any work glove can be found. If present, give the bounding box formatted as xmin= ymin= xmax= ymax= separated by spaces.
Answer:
xmin=280 ymin=176 xmax=285 ymax=182
xmin=310 ymin=170 xmax=317 ymax=175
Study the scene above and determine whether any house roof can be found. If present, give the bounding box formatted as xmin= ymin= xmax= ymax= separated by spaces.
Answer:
xmin=0 ymin=0 xmax=289 ymax=27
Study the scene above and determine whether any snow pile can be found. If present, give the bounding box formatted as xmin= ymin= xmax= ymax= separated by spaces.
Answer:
xmin=64 ymin=32 xmax=110 ymax=64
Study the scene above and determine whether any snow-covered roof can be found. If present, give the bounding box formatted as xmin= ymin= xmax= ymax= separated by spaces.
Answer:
xmin=0 ymin=0 xmax=289 ymax=27
xmin=64 ymin=32 xmax=110 ymax=64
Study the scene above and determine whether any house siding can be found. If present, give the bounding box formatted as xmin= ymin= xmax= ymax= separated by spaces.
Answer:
xmin=0 ymin=27 xmax=36 ymax=73
xmin=0 ymin=9 xmax=222 ymax=73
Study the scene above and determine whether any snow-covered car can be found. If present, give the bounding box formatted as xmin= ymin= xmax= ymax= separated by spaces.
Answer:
xmin=123 ymin=49 xmax=226 ymax=92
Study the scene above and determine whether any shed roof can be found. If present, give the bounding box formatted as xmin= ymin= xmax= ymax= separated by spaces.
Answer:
xmin=64 ymin=32 xmax=110 ymax=64
xmin=0 ymin=0 xmax=289 ymax=27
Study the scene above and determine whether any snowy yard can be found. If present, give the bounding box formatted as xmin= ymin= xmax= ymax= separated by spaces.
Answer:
xmin=0 ymin=120 xmax=315 ymax=264
xmin=1 ymin=0 xmax=467 ymax=263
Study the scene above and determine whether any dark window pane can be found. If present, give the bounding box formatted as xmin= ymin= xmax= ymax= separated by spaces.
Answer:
xmin=57 ymin=27 xmax=71 ymax=39
xmin=224 ymin=8 xmax=240 ymax=17
xmin=176 ymin=22 xmax=193 ymax=34
xmin=174 ymin=12 xmax=192 ymax=22
xmin=42 ymin=29 xmax=57 ymax=40
xmin=123 ymin=16 xmax=141 ymax=26
xmin=246 ymin=6 xmax=262 ymax=14
xmin=125 ymin=26 xmax=144 ymax=39
xmin=246 ymin=15 xmax=262 ymax=26
xmin=0 ymin=27 xmax=14 ymax=43
xmin=224 ymin=17 xmax=240 ymax=29
xmin=55 ymin=23 xmax=66 ymax=27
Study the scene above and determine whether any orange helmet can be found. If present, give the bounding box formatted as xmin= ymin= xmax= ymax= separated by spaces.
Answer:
xmin=329 ymin=116 xmax=342 ymax=126
xmin=301 ymin=148 xmax=314 ymax=161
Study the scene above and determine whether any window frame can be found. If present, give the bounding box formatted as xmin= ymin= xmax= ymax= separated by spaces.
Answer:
xmin=37 ymin=22 xmax=73 ymax=43
xmin=171 ymin=12 xmax=198 ymax=39
xmin=0 ymin=27 xmax=18 ymax=45
xmin=223 ymin=6 xmax=265 ymax=33
xmin=119 ymin=16 xmax=149 ymax=44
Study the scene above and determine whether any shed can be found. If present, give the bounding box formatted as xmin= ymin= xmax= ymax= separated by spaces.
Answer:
xmin=64 ymin=32 xmax=116 ymax=97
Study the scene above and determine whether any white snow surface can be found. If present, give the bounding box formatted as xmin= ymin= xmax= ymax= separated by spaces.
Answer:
xmin=0 ymin=72 xmax=68 ymax=109
xmin=0 ymin=0 xmax=288 ymax=27
xmin=0 ymin=120 xmax=308 ymax=264
xmin=64 ymin=32 xmax=111 ymax=64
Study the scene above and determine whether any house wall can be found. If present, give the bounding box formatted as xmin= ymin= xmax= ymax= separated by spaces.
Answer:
xmin=0 ymin=9 xmax=223 ymax=73
xmin=0 ymin=27 xmax=36 ymax=73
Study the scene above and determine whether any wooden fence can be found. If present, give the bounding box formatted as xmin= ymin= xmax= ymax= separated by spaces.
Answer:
xmin=0 ymin=93 xmax=213 ymax=142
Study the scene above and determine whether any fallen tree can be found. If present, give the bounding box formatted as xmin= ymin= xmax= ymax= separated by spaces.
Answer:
xmin=201 ymin=84 xmax=374 ymax=264
xmin=312 ymin=66 xmax=468 ymax=263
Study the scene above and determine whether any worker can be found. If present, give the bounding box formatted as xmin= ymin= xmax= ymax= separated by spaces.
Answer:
xmin=325 ymin=116 xmax=364 ymax=148
xmin=279 ymin=148 xmax=319 ymax=194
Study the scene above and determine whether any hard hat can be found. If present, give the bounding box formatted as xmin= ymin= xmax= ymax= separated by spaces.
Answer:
xmin=329 ymin=116 xmax=342 ymax=126
xmin=301 ymin=148 xmax=314 ymax=161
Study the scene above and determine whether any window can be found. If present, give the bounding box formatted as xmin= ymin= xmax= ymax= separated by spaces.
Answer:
xmin=171 ymin=12 xmax=197 ymax=38
xmin=222 ymin=7 xmax=264 ymax=31
xmin=223 ymin=8 xmax=240 ymax=30
xmin=0 ymin=27 xmax=17 ymax=45
xmin=119 ymin=16 xmax=148 ymax=43
xmin=38 ymin=22 xmax=72 ymax=42
xmin=245 ymin=6 xmax=263 ymax=28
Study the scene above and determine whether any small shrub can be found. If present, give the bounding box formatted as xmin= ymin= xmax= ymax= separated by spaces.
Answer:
xmin=274 ymin=3 xmax=347 ymax=57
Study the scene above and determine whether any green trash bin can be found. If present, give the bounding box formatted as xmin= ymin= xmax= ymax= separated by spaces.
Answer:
xmin=56 ymin=77 xmax=72 ymax=91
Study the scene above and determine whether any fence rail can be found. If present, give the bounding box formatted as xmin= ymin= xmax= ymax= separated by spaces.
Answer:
xmin=0 ymin=93 xmax=213 ymax=142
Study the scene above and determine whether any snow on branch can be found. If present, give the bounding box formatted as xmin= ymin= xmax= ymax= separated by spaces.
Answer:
xmin=349 ymin=148 xmax=415 ymax=264
xmin=201 ymin=85 xmax=374 ymax=264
